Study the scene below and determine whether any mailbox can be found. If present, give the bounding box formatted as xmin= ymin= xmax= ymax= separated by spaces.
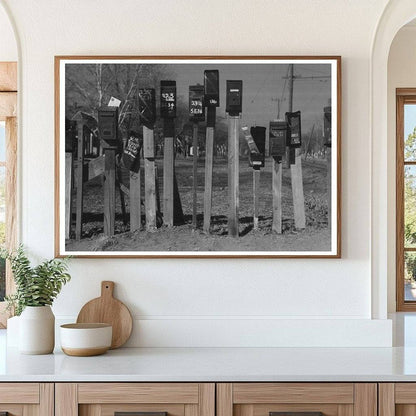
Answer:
xmin=269 ymin=121 xmax=288 ymax=158
xmin=189 ymin=85 xmax=205 ymax=122
xmin=324 ymin=105 xmax=331 ymax=147
xmin=122 ymin=131 xmax=142 ymax=173
xmin=249 ymin=126 xmax=266 ymax=168
xmin=286 ymin=111 xmax=302 ymax=148
xmin=204 ymin=70 xmax=219 ymax=107
xmin=138 ymin=88 xmax=156 ymax=128
xmin=226 ymin=80 xmax=243 ymax=116
xmin=160 ymin=80 xmax=177 ymax=119
xmin=98 ymin=106 xmax=119 ymax=148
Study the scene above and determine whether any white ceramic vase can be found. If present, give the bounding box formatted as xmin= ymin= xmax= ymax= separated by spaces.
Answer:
xmin=19 ymin=306 xmax=55 ymax=354
xmin=6 ymin=315 xmax=20 ymax=347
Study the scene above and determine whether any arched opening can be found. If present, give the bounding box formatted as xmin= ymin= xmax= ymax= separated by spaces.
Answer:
xmin=0 ymin=0 xmax=19 ymax=327
xmin=371 ymin=1 xmax=416 ymax=320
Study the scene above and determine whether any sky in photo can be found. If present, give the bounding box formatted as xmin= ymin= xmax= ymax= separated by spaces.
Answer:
xmin=172 ymin=63 xmax=332 ymax=133
xmin=405 ymin=104 xmax=416 ymax=139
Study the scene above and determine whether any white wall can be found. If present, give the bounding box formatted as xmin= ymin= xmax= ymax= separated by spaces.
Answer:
xmin=387 ymin=25 xmax=416 ymax=312
xmin=0 ymin=3 xmax=17 ymax=61
xmin=0 ymin=0 xmax=393 ymax=346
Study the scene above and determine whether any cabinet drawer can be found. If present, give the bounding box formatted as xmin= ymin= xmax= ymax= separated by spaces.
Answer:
xmin=218 ymin=383 xmax=376 ymax=416
xmin=56 ymin=383 xmax=215 ymax=416
xmin=0 ymin=383 xmax=53 ymax=416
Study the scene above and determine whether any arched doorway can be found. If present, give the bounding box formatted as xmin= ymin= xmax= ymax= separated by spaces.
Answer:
xmin=371 ymin=0 xmax=416 ymax=319
xmin=0 ymin=0 xmax=18 ymax=327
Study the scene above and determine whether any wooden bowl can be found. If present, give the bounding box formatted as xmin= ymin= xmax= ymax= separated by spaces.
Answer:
xmin=60 ymin=323 xmax=112 ymax=357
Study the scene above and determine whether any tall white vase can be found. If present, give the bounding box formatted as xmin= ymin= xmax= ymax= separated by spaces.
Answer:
xmin=19 ymin=306 xmax=55 ymax=354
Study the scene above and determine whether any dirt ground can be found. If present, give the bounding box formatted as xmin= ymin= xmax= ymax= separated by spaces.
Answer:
xmin=66 ymin=156 xmax=331 ymax=252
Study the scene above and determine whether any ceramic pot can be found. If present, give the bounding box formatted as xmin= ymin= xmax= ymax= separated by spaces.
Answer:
xmin=60 ymin=323 xmax=112 ymax=356
xmin=6 ymin=315 xmax=20 ymax=347
xmin=19 ymin=306 xmax=55 ymax=354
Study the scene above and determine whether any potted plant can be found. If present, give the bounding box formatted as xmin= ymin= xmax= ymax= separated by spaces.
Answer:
xmin=2 ymin=245 xmax=71 ymax=354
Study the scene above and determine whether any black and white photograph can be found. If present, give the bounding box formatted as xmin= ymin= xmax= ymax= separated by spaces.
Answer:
xmin=55 ymin=57 xmax=340 ymax=257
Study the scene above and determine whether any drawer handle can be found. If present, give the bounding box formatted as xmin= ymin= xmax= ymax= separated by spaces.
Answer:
xmin=115 ymin=412 xmax=167 ymax=416
xmin=270 ymin=413 xmax=324 ymax=416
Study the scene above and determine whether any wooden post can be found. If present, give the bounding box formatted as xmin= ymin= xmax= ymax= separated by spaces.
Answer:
xmin=228 ymin=116 xmax=239 ymax=237
xmin=291 ymin=149 xmax=306 ymax=229
xmin=327 ymin=147 xmax=332 ymax=227
xmin=75 ymin=121 xmax=84 ymax=240
xmin=192 ymin=122 xmax=199 ymax=228
xmin=103 ymin=148 xmax=116 ymax=236
xmin=203 ymin=107 xmax=216 ymax=233
xmin=163 ymin=133 xmax=174 ymax=227
xmin=287 ymin=64 xmax=306 ymax=230
xmin=130 ymin=170 xmax=141 ymax=232
xmin=65 ymin=153 xmax=73 ymax=239
xmin=253 ymin=169 xmax=260 ymax=230
xmin=143 ymin=126 xmax=157 ymax=231
xmin=272 ymin=158 xmax=283 ymax=234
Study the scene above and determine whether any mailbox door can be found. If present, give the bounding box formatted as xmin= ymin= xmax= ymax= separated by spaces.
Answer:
xmin=139 ymin=88 xmax=156 ymax=128
xmin=160 ymin=81 xmax=177 ymax=119
xmin=189 ymin=85 xmax=205 ymax=122
xmin=269 ymin=121 xmax=287 ymax=158
xmin=226 ymin=80 xmax=243 ymax=116
xmin=204 ymin=70 xmax=220 ymax=107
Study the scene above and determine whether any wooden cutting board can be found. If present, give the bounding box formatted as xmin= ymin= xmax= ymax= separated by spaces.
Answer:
xmin=76 ymin=281 xmax=133 ymax=349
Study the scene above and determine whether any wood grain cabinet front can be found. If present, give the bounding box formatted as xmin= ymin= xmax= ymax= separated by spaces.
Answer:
xmin=379 ymin=383 xmax=416 ymax=416
xmin=55 ymin=383 xmax=215 ymax=416
xmin=0 ymin=383 xmax=53 ymax=416
xmin=217 ymin=383 xmax=377 ymax=416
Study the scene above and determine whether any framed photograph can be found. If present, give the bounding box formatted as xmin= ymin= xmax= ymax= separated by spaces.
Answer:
xmin=55 ymin=56 xmax=341 ymax=258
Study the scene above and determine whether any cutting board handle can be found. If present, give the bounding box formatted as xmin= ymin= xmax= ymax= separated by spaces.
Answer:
xmin=101 ymin=281 xmax=115 ymax=298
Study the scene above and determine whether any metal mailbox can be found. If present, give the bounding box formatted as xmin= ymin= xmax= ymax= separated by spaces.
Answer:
xmin=286 ymin=111 xmax=302 ymax=148
xmin=189 ymin=85 xmax=205 ymax=122
xmin=160 ymin=80 xmax=177 ymax=119
xmin=204 ymin=69 xmax=220 ymax=107
xmin=226 ymin=80 xmax=243 ymax=116
xmin=122 ymin=131 xmax=142 ymax=173
xmin=138 ymin=88 xmax=156 ymax=128
xmin=249 ymin=126 xmax=266 ymax=168
xmin=269 ymin=121 xmax=288 ymax=158
xmin=324 ymin=105 xmax=331 ymax=147
xmin=98 ymin=106 xmax=119 ymax=148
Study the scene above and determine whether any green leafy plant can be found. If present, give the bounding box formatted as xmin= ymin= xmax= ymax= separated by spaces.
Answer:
xmin=1 ymin=245 xmax=71 ymax=316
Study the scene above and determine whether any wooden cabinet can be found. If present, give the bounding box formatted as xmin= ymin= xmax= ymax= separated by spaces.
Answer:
xmin=55 ymin=383 xmax=215 ymax=416
xmin=217 ymin=383 xmax=377 ymax=416
xmin=379 ymin=383 xmax=416 ymax=416
xmin=0 ymin=383 xmax=53 ymax=416
xmin=0 ymin=381 xmax=383 ymax=416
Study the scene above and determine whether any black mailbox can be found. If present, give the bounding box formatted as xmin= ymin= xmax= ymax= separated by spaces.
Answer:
xmin=189 ymin=85 xmax=205 ymax=122
xmin=98 ymin=106 xmax=119 ymax=148
xmin=204 ymin=70 xmax=219 ymax=107
xmin=226 ymin=80 xmax=243 ymax=116
xmin=269 ymin=121 xmax=288 ymax=158
xmin=122 ymin=131 xmax=142 ymax=173
xmin=324 ymin=105 xmax=331 ymax=147
xmin=160 ymin=80 xmax=176 ymax=119
xmin=138 ymin=88 xmax=156 ymax=128
xmin=249 ymin=126 xmax=266 ymax=168
xmin=286 ymin=111 xmax=302 ymax=148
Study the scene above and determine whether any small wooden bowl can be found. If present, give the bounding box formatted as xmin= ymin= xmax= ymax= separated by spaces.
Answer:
xmin=60 ymin=323 xmax=112 ymax=357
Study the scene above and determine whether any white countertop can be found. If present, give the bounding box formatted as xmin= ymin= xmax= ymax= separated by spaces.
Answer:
xmin=1 ymin=328 xmax=416 ymax=382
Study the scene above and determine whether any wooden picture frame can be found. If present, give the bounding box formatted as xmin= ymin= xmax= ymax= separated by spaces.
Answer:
xmin=55 ymin=56 xmax=341 ymax=258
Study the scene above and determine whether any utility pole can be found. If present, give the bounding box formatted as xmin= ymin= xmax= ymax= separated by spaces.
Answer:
xmin=287 ymin=64 xmax=305 ymax=230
